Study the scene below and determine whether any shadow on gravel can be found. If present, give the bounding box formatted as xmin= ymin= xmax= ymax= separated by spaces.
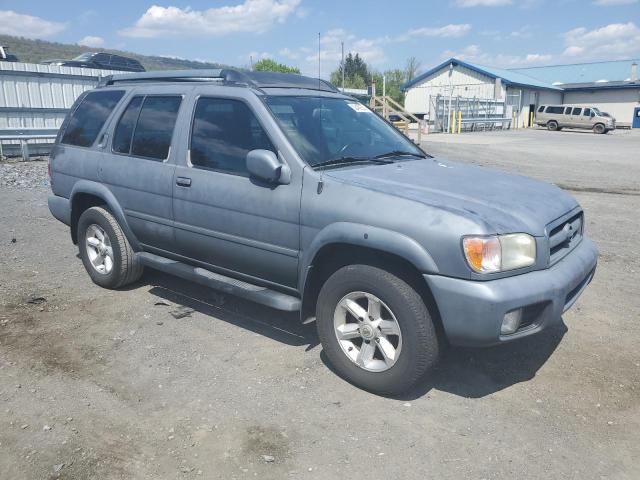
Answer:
xmin=131 ymin=270 xmax=566 ymax=401
xmin=140 ymin=269 xmax=320 ymax=350
xmin=400 ymin=321 xmax=568 ymax=400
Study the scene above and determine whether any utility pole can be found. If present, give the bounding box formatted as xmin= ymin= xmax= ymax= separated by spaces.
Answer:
xmin=250 ymin=55 xmax=253 ymax=71
xmin=341 ymin=41 xmax=345 ymax=91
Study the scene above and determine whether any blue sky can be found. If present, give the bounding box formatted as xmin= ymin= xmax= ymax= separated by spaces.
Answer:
xmin=1 ymin=0 xmax=639 ymax=76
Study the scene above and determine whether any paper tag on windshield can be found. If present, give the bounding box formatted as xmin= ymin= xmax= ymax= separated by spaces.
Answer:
xmin=347 ymin=102 xmax=370 ymax=113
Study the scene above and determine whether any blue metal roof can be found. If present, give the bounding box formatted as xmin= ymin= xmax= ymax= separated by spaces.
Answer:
xmin=401 ymin=58 xmax=561 ymax=92
xmin=510 ymin=59 xmax=640 ymax=85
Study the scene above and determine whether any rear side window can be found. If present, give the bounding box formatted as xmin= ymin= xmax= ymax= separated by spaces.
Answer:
xmin=61 ymin=90 xmax=124 ymax=147
xmin=564 ymin=107 xmax=572 ymax=114
xmin=537 ymin=106 xmax=545 ymax=113
xmin=572 ymin=107 xmax=582 ymax=115
xmin=190 ymin=97 xmax=275 ymax=176
xmin=545 ymin=106 xmax=564 ymax=114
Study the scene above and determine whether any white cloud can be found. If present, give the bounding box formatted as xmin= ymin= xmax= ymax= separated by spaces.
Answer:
xmin=563 ymin=22 xmax=640 ymax=59
xmin=400 ymin=24 xmax=472 ymax=40
xmin=279 ymin=47 xmax=300 ymax=60
xmin=442 ymin=44 xmax=553 ymax=66
xmin=0 ymin=10 xmax=66 ymax=38
xmin=120 ymin=0 xmax=301 ymax=38
xmin=593 ymin=0 xmax=637 ymax=5
xmin=77 ymin=36 xmax=105 ymax=48
xmin=456 ymin=0 xmax=511 ymax=6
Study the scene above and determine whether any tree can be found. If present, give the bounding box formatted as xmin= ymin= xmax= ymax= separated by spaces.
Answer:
xmin=405 ymin=56 xmax=421 ymax=82
xmin=253 ymin=58 xmax=300 ymax=74
xmin=329 ymin=53 xmax=371 ymax=89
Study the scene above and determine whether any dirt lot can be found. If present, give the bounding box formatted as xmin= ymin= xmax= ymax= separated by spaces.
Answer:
xmin=1 ymin=128 xmax=639 ymax=479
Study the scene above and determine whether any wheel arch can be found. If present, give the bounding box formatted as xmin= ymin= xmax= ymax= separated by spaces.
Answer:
xmin=300 ymin=228 xmax=444 ymax=339
xmin=69 ymin=181 xmax=139 ymax=250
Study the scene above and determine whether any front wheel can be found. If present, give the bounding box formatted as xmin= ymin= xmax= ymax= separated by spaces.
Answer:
xmin=316 ymin=265 xmax=439 ymax=395
xmin=593 ymin=123 xmax=606 ymax=134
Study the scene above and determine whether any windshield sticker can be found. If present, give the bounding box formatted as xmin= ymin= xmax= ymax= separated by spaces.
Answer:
xmin=347 ymin=102 xmax=371 ymax=113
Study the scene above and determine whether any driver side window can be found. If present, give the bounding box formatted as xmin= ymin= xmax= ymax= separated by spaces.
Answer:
xmin=190 ymin=97 xmax=275 ymax=176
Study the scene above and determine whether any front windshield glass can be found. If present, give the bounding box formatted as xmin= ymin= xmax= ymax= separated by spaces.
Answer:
xmin=591 ymin=107 xmax=602 ymax=116
xmin=264 ymin=96 xmax=425 ymax=167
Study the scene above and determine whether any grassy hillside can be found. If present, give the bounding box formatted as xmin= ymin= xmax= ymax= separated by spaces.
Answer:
xmin=0 ymin=34 xmax=232 ymax=71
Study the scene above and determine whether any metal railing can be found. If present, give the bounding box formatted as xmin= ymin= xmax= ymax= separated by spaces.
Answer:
xmin=0 ymin=128 xmax=58 ymax=161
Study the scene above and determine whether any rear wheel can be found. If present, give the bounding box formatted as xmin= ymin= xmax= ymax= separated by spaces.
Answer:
xmin=316 ymin=264 xmax=439 ymax=395
xmin=593 ymin=123 xmax=606 ymax=134
xmin=78 ymin=206 xmax=143 ymax=289
xmin=547 ymin=121 xmax=559 ymax=131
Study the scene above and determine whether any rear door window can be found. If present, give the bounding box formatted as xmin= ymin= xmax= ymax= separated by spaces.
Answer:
xmin=131 ymin=96 xmax=182 ymax=160
xmin=112 ymin=96 xmax=144 ymax=154
xmin=546 ymin=106 xmax=563 ymax=114
xmin=61 ymin=90 xmax=124 ymax=147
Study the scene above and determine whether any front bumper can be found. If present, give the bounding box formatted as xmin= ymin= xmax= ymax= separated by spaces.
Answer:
xmin=424 ymin=237 xmax=598 ymax=347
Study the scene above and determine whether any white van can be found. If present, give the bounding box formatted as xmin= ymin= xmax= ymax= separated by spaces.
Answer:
xmin=535 ymin=105 xmax=615 ymax=134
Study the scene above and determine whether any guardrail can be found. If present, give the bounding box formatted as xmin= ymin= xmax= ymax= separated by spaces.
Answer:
xmin=0 ymin=128 xmax=59 ymax=161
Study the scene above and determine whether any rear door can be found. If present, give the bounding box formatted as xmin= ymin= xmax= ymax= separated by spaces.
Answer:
xmin=171 ymin=89 xmax=302 ymax=289
xmin=99 ymin=87 xmax=186 ymax=252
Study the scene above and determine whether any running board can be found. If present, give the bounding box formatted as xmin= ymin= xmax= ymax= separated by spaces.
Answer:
xmin=136 ymin=252 xmax=301 ymax=311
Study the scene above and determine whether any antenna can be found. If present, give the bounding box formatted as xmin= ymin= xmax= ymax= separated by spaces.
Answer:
xmin=318 ymin=32 xmax=321 ymax=90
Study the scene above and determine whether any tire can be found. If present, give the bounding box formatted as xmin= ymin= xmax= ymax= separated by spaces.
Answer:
xmin=593 ymin=123 xmax=606 ymax=134
xmin=547 ymin=121 xmax=559 ymax=131
xmin=316 ymin=264 xmax=439 ymax=395
xmin=77 ymin=206 xmax=143 ymax=289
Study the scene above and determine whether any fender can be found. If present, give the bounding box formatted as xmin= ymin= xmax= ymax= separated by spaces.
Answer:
xmin=70 ymin=180 xmax=141 ymax=251
xmin=298 ymin=222 xmax=440 ymax=293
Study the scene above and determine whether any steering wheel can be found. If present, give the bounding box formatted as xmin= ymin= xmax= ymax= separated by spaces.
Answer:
xmin=337 ymin=141 xmax=364 ymax=156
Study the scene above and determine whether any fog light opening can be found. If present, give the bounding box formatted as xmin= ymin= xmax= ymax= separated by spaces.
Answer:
xmin=501 ymin=309 xmax=523 ymax=335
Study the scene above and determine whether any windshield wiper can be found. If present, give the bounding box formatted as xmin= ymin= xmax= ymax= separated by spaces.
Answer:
xmin=312 ymin=156 xmax=393 ymax=170
xmin=374 ymin=150 xmax=427 ymax=159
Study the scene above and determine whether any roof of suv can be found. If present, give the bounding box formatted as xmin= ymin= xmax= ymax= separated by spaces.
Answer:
xmin=99 ymin=69 xmax=340 ymax=94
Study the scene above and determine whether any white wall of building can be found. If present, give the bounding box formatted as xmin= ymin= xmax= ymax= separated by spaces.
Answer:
xmin=563 ymin=88 xmax=640 ymax=126
xmin=404 ymin=64 xmax=496 ymax=114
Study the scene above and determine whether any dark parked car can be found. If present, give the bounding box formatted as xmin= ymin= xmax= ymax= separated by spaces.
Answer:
xmin=42 ymin=52 xmax=145 ymax=72
xmin=48 ymin=70 xmax=597 ymax=394
xmin=0 ymin=46 xmax=19 ymax=62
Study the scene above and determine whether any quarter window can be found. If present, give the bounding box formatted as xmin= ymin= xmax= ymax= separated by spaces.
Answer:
xmin=564 ymin=107 xmax=572 ymax=114
xmin=127 ymin=96 xmax=182 ymax=160
xmin=545 ymin=106 xmax=564 ymax=114
xmin=61 ymin=90 xmax=124 ymax=147
xmin=537 ymin=106 xmax=545 ymax=113
xmin=190 ymin=98 xmax=275 ymax=176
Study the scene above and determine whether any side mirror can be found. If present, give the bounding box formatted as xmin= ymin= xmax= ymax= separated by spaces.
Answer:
xmin=246 ymin=149 xmax=290 ymax=185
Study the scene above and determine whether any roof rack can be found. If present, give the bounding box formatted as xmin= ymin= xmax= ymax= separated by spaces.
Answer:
xmin=98 ymin=68 xmax=339 ymax=93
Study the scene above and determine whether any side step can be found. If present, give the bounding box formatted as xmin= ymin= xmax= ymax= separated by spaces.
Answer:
xmin=136 ymin=252 xmax=301 ymax=311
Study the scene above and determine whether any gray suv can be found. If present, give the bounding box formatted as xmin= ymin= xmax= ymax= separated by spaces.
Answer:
xmin=48 ymin=70 xmax=598 ymax=394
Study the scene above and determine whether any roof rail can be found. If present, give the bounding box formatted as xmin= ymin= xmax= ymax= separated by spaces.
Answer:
xmin=98 ymin=68 xmax=340 ymax=93
xmin=98 ymin=69 xmax=226 ymax=86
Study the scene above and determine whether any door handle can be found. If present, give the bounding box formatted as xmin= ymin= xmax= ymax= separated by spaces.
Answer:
xmin=176 ymin=176 xmax=192 ymax=187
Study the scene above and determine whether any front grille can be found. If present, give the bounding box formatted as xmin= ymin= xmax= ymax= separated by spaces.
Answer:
xmin=547 ymin=211 xmax=583 ymax=265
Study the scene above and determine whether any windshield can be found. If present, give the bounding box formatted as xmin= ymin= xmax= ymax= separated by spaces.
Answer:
xmin=264 ymin=96 xmax=425 ymax=167
xmin=591 ymin=107 xmax=602 ymax=116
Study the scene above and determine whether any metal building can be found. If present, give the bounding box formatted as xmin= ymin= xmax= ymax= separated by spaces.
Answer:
xmin=402 ymin=57 xmax=640 ymax=131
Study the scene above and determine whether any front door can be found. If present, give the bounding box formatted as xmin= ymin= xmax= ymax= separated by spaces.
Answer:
xmin=172 ymin=94 xmax=301 ymax=289
xmin=99 ymin=90 xmax=184 ymax=252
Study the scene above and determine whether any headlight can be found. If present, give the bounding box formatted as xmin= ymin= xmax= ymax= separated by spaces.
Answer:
xmin=463 ymin=233 xmax=536 ymax=273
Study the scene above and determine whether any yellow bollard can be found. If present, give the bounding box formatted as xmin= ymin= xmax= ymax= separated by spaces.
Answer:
xmin=451 ymin=110 xmax=456 ymax=134
xmin=457 ymin=111 xmax=462 ymax=134
xmin=530 ymin=111 xmax=534 ymax=128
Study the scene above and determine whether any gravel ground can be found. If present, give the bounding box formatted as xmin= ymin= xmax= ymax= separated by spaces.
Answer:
xmin=1 ymin=130 xmax=639 ymax=479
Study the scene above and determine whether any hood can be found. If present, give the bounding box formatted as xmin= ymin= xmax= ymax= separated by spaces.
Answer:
xmin=324 ymin=158 xmax=578 ymax=235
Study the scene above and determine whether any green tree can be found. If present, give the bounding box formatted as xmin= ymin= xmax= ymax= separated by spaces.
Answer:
xmin=371 ymin=69 xmax=406 ymax=104
xmin=253 ymin=58 xmax=300 ymax=74
xmin=329 ymin=53 xmax=371 ymax=89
